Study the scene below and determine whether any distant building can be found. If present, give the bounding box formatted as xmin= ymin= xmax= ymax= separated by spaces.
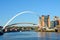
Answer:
xmin=54 ymin=21 xmax=57 ymax=27
xmin=39 ymin=15 xmax=50 ymax=28
xmin=41 ymin=15 xmax=45 ymax=27
xmin=54 ymin=16 xmax=60 ymax=27
xmin=50 ymin=21 xmax=54 ymax=28
xmin=44 ymin=15 xmax=50 ymax=28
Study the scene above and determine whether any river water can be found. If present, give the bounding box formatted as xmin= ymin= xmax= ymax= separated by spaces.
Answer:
xmin=0 ymin=31 xmax=60 ymax=40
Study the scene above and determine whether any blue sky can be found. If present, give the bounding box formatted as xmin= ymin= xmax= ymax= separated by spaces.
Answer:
xmin=0 ymin=0 xmax=60 ymax=26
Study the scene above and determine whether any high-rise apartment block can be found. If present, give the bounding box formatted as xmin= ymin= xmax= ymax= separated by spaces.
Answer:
xmin=39 ymin=15 xmax=50 ymax=28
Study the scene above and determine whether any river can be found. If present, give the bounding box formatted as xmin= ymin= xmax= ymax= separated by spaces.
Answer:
xmin=0 ymin=31 xmax=60 ymax=40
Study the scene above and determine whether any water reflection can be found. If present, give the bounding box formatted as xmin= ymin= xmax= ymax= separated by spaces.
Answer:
xmin=2 ymin=32 xmax=39 ymax=40
xmin=38 ymin=32 xmax=60 ymax=40
xmin=0 ymin=32 xmax=60 ymax=40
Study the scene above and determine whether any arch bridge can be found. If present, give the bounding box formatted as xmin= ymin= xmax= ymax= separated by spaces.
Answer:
xmin=6 ymin=22 xmax=38 ymax=27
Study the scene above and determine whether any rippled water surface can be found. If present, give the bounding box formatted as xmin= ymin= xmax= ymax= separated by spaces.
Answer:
xmin=0 ymin=32 xmax=60 ymax=40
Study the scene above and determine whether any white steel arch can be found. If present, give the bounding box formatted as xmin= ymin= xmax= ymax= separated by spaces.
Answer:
xmin=3 ymin=11 xmax=35 ymax=29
